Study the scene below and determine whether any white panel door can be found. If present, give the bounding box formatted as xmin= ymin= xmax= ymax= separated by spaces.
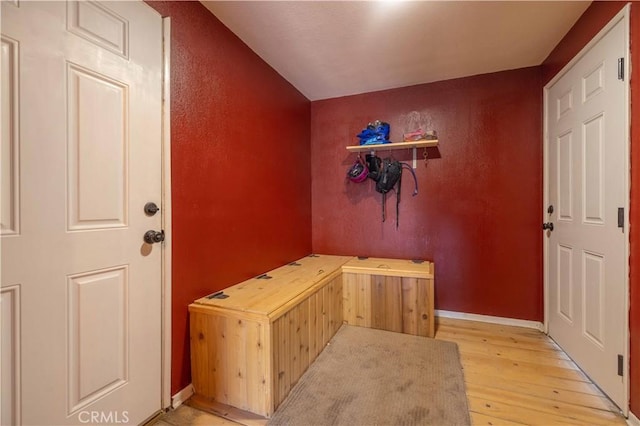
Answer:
xmin=0 ymin=1 xmax=163 ymax=424
xmin=546 ymin=15 xmax=627 ymax=409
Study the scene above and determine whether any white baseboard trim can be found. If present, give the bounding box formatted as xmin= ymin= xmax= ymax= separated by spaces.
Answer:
xmin=435 ymin=309 xmax=544 ymax=331
xmin=171 ymin=383 xmax=194 ymax=409
xmin=628 ymin=411 xmax=640 ymax=426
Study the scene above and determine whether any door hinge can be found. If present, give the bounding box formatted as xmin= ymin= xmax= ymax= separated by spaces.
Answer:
xmin=618 ymin=354 xmax=624 ymax=376
xmin=618 ymin=58 xmax=625 ymax=81
xmin=618 ymin=207 xmax=624 ymax=231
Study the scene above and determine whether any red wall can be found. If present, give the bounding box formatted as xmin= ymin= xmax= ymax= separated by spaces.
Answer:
xmin=541 ymin=0 xmax=640 ymax=415
xmin=311 ymin=68 xmax=543 ymax=321
xmin=145 ymin=1 xmax=312 ymax=395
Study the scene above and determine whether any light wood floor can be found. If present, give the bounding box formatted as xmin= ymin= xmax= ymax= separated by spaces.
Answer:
xmin=435 ymin=317 xmax=625 ymax=425
xmin=155 ymin=318 xmax=626 ymax=426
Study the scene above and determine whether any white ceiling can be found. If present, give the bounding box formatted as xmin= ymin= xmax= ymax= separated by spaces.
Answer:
xmin=200 ymin=1 xmax=591 ymax=101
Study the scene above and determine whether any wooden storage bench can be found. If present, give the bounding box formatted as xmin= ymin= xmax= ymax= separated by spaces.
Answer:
xmin=188 ymin=254 xmax=352 ymax=418
xmin=342 ymin=257 xmax=435 ymax=338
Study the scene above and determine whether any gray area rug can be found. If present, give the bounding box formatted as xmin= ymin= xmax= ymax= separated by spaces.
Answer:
xmin=269 ymin=325 xmax=471 ymax=426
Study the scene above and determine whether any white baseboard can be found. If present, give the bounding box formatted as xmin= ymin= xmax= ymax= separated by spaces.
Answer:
xmin=171 ymin=383 xmax=194 ymax=409
xmin=435 ymin=309 xmax=544 ymax=331
xmin=628 ymin=411 xmax=640 ymax=426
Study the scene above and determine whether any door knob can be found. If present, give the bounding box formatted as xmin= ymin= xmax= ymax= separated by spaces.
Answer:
xmin=144 ymin=230 xmax=165 ymax=244
xmin=542 ymin=222 xmax=554 ymax=231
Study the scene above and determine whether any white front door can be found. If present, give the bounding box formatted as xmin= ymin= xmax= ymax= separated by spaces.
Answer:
xmin=1 ymin=1 xmax=164 ymax=424
xmin=545 ymin=11 xmax=628 ymax=410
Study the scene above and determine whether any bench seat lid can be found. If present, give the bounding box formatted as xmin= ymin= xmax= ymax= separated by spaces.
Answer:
xmin=342 ymin=257 xmax=433 ymax=279
xmin=191 ymin=254 xmax=352 ymax=317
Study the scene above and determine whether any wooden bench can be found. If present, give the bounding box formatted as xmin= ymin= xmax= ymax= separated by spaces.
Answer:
xmin=188 ymin=254 xmax=434 ymax=418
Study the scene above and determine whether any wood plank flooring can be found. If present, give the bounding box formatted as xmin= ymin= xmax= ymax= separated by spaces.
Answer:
xmin=436 ymin=317 xmax=625 ymax=426
xmin=153 ymin=318 xmax=626 ymax=426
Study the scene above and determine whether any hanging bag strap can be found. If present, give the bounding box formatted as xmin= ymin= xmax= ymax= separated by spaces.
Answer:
xmin=401 ymin=163 xmax=418 ymax=196
xmin=382 ymin=192 xmax=386 ymax=223
xmin=396 ymin=168 xmax=402 ymax=229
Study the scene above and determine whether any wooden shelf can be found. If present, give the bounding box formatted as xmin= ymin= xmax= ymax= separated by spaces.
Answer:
xmin=346 ymin=139 xmax=438 ymax=153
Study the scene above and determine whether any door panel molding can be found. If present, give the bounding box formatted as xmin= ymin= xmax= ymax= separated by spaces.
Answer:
xmin=1 ymin=36 xmax=20 ymax=236
xmin=67 ymin=266 xmax=129 ymax=414
xmin=1 ymin=285 xmax=21 ymax=426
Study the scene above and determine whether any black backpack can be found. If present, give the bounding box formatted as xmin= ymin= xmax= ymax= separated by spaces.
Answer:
xmin=367 ymin=156 xmax=418 ymax=228
xmin=376 ymin=158 xmax=402 ymax=194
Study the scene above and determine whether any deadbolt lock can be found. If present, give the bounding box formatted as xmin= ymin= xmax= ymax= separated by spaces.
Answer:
xmin=144 ymin=202 xmax=160 ymax=216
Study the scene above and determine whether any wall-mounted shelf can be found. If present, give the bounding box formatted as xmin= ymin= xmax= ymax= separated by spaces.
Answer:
xmin=346 ymin=139 xmax=439 ymax=168
xmin=345 ymin=139 xmax=438 ymax=153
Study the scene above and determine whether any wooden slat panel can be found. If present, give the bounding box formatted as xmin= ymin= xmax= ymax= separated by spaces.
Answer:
xmin=308 ymin=291 xmax=321 ymax=362
xmin=315 ymin=289 xmax=325 ymax=349
xmin=244 ymin=321 xmax=269 ymax=415
xmin=333 ymin=275 xmax=343 ymax=334
xmin=271 ymin=315 xmax=281 ymax=409
xmin=190 ymin=311 xmax=210 ymax=398
xmin=414 ymin=277 xmax=434 ymax=337
xmin=355 ymin=273 xmax=371 ymax=327
xmin=384 ymin=275 xmax=403 ymax=332
xmin=275 ymin=312 xmax=290 ymax=408
xmin=370 ymin=275 xmax=385 ymax=330
xmin=401 ymin=277 xmax=419 ymax=335
xmin=342 ymin=272 xmax=357 ymax=324
xmin=289 ymin=305 xmax=301 ymax=386
xmin=326 ymin=275 xmax=342 ymax=337
xmin=322 ymin=282 xmax=331 ymax=345
xmin=212 ymin=315 xmax=229 ymax=405
xmin=225 ymin=317 xmax=247 ymax=410
xmin=298 ymin=298 xmax=310 ymax=373
xmin=328 ymin=277 xmax=338 ymax=335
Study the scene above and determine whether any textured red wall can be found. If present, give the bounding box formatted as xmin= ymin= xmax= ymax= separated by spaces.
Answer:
xmin=145 ymin=1 xmax=312 ymax=395
xmin=541 ymin=1 xmax=640 ymax=414
xmin=311 ymin=68 xmax=543 ymax=321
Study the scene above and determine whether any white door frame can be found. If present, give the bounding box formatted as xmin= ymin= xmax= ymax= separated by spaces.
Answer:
xmin=161 ymin=16 xmax=173 ymax=410
xmin=543 ymin=3 xmax=631 ymax=414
